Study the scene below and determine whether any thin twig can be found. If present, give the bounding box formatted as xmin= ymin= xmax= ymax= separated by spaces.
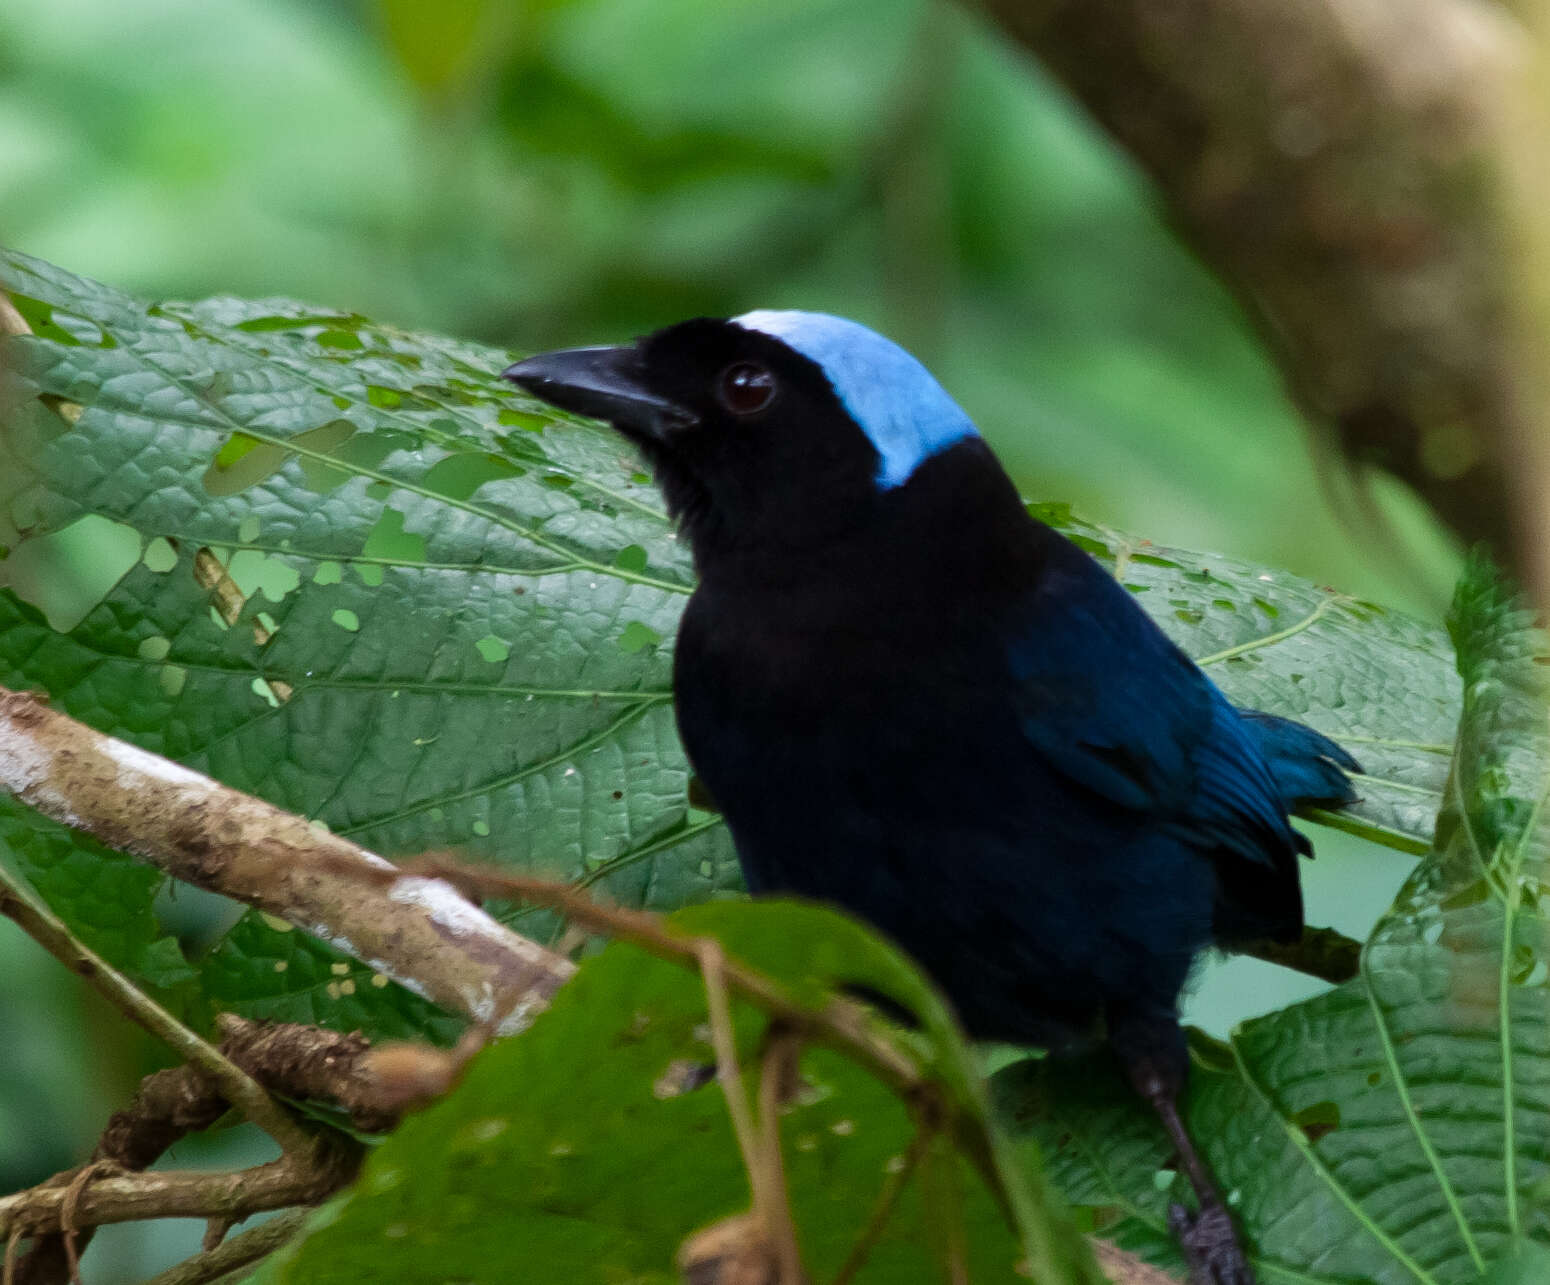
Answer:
xmin=698 ymin=941 xmax=763 ymax=1188
xmin=56 ymin=1163 xmax=105 ymax=1285
xmin=200 ymin=1216 xmax=235 ymax=1254
xmin=829 ymin=1124 xmax=935 ymax=1285
xmin=4 ymin=1225 xmax=20 ymax=1285
xmin=757 ymin=1031 xmax=804 ymax=1285
xmin=0 ymin=866 xmax=311 ymax=1156
xmin=921 ymin=1133 xmax=969 ymax=1285
xmin=401 ymin=862 xmax=923 ymax=1094
xmin=699 ymin=943 xmax=806 ymax=1281
xmin=382 ymin=860 xmax=1016 ymax=1207
xmin=141 ymin=1209 xmax=310 ymax=1285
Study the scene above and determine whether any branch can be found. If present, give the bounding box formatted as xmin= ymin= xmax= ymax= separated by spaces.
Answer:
xmin=1236 ymin=923 xmax=1361 ymax=985
xmin=0 ymin=686 xmax=573 ymax=1032
xmin=215 ymin=1015 xmax=404 ymax=1134
xmin=986 ymin=0 xmax=1550 ymax=600
xmin=140 ymin=1208 xmax=309 ymax=1285
xmin=6 ymin=1015 xmax=391 ymax=1284
xmin=0 ymin=1147 xmax=357 ymax=1243
xmin=829 ymin=1122 xmax=936 ymax=1285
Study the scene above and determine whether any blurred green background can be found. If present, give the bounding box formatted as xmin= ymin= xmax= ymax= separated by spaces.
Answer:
xmin=0 ymin=0 xmax=1457 ymax=1278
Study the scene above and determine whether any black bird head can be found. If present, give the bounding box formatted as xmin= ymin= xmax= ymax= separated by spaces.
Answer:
xmin=502 ymin=312 xmax=981 ymax=562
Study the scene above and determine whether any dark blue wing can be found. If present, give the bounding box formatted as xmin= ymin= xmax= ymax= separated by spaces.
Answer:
xmin=1238 ymin=710 xmax=1361 ymax=810
xmin=1008 ymin=547 xmax=1346 ymax=941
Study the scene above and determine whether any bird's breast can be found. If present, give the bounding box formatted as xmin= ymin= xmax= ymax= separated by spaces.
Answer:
xmin=673 ymin=578 xmax=1027 ymax=834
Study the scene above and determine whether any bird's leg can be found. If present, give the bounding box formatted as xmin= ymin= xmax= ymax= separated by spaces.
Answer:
xmin=1110 ymin=1015 xmax=1256 ymax=1285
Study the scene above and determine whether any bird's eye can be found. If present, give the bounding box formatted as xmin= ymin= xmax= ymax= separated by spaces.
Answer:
xmin=718 ymin=362 xmax=776 ymax=416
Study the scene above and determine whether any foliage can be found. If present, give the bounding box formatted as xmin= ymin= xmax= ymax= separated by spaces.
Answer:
xmin=259 ymin=900 xmax=1099 ymax=1285
xmin=1 ymin=251 xmax=1452 ymax=1042
xmin=999 ymin=558 xmax=1550 ymax=1282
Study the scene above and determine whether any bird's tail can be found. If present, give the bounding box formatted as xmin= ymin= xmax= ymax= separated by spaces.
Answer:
xmin=1238 ymin=709 xmax=1360 ymax=809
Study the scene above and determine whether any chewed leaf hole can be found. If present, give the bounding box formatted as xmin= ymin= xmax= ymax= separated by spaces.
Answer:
xmin=233 ymin=311 xmax=359 ymax=333
xmin=475 ymin=635 xmax=510 ymax=664
xmin=142 ymin=536 xmax=178 ymax=573
xmin=1292 ymin=1100 xmax=1340 ymax=1143
xmin=422 ymin=453 xmax=523 ymax=502
xmin=204 ymin=419 xmax=357 ymax=498
xmin=227 ymin=549 xmax=301 ymax=604
xmin=251 ymin=677 xmax=284 ymax=707
xmin=2 ymin=515 xmax=141 ymax=633
xmin=362 ymin=508 xmax=426 ymax=580
xmin=6 ymin=293 xmax=112 ymax=346
xmin=618 ymin=621 xmax=661 ymax=654
xmin=1066 ymin=534 xmax=1109 ymax=558
xmin=204 ymin=433 xmax=286 ymax=498
xmin=653 ymin=1059 xmax=715 ymax=1100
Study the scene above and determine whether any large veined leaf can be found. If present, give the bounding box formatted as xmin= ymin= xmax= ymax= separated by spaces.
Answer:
xmin=0 ymin=250 xmax=1454 ymax=1041
xmin=260 ymin=900 xmax=1102 ymax=1285
xmin=0 ymin=249 xmax=731 ymax=1039
xmin=999 ymin=558 xmax=1550 ymax=1282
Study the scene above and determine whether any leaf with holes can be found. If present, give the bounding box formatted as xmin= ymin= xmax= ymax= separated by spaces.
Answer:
xmin=0 ymin=251 xmax=1452 ymax=1042
xmin=997 ymin=557 xmax=1550 ymax=1283
xmin=259 ymin=900 xmax=1102 ymax=1285
xmin=0 ymin=249 xmax=735 ymax=1038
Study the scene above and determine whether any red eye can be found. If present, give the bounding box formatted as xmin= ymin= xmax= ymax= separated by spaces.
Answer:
xmin=718 ymin=362 xmax=776 ymax=415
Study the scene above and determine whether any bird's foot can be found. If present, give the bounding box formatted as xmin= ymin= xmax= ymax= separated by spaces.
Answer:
xmin=1168 ymin=1201 xmax=1256 ymax=1285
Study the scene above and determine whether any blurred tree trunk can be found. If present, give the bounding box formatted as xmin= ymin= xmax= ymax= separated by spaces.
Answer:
xmin=985 ymin=0 xmax=1550 ymax=602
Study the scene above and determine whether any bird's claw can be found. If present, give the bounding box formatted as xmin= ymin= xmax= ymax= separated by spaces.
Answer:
xmin=1168 ymin=1201 xmax=1256 ymax=1285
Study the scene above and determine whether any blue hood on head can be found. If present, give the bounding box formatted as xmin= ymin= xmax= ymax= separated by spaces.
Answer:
xmin=734 ymin=310 xmax=979 ymax=489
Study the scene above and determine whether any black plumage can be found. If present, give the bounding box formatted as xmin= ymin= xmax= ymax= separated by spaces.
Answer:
xmin=504 ymin=312 xmax=1358 ymax=1285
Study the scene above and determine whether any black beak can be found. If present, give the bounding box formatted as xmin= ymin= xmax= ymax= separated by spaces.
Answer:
xmin=501 ymin=345 xmax=698 ymax=440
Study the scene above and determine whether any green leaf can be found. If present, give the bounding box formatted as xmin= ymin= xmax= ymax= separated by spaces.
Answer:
xmin=200 ymin=911 xmax=464 ymax=1047
xmin=0 ymin=250 xmax=1453 ymax=1045
xmin=0 ymin=816 xmax=194 ymax=991
xmin=1477 ymin=1240 xmax=1550 ymax=1284
xmin=266 ymin=900 xmax=1101 ymax=1284
xmin=0 ymin=249 xmax=732 ymax=1039
xmin=999 ymin=557 xmax=1550 ymax=1282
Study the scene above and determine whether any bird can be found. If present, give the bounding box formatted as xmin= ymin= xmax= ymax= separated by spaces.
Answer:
xmin=503 ymin=311 xmax=1358 ymax=1285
